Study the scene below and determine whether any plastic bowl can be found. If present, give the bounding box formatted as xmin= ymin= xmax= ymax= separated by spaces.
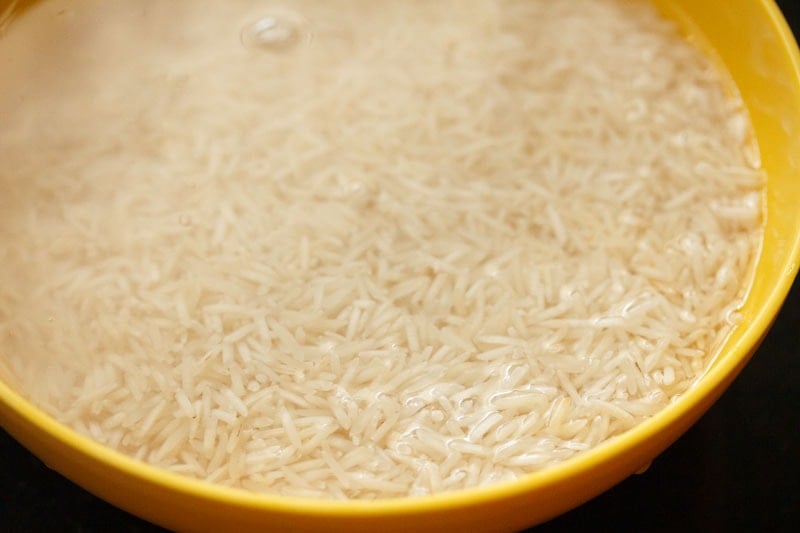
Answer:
xmin=1 ymin=1 xmax=799 ymax=531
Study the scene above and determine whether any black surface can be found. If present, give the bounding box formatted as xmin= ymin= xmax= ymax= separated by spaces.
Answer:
xmin=2 ymin=2 xmax=800 ymax=532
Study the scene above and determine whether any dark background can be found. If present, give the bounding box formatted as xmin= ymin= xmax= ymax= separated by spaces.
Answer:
xmin=2 ymin=2 xmax=799 ymax=531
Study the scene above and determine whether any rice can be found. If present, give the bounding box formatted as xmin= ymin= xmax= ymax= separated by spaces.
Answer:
xmin=0 ymin=0 xmax=763 ymax=499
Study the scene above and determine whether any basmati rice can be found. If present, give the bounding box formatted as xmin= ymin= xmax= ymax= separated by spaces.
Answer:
xmin=0 ymin=0 xmax=763 ymax=499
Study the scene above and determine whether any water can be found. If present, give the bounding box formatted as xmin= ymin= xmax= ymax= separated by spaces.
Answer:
xmin=240 ymin=10 xmax=309 ymax=52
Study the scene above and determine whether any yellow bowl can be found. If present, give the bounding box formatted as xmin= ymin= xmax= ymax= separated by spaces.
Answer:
xmin=1 ymin=0 xmax=799 ymax=531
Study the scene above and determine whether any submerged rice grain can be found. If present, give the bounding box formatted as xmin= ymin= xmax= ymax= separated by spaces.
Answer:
xmin=0 ymin=0 xmax=762 ymax=499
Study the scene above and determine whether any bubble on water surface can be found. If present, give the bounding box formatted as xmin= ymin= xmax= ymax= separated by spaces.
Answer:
xmin=241 ymin=11 xmax=309 ymax=52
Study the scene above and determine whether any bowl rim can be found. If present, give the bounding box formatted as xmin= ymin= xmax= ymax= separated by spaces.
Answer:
xmin=1 ymin=0 xmax=799 ymax=522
